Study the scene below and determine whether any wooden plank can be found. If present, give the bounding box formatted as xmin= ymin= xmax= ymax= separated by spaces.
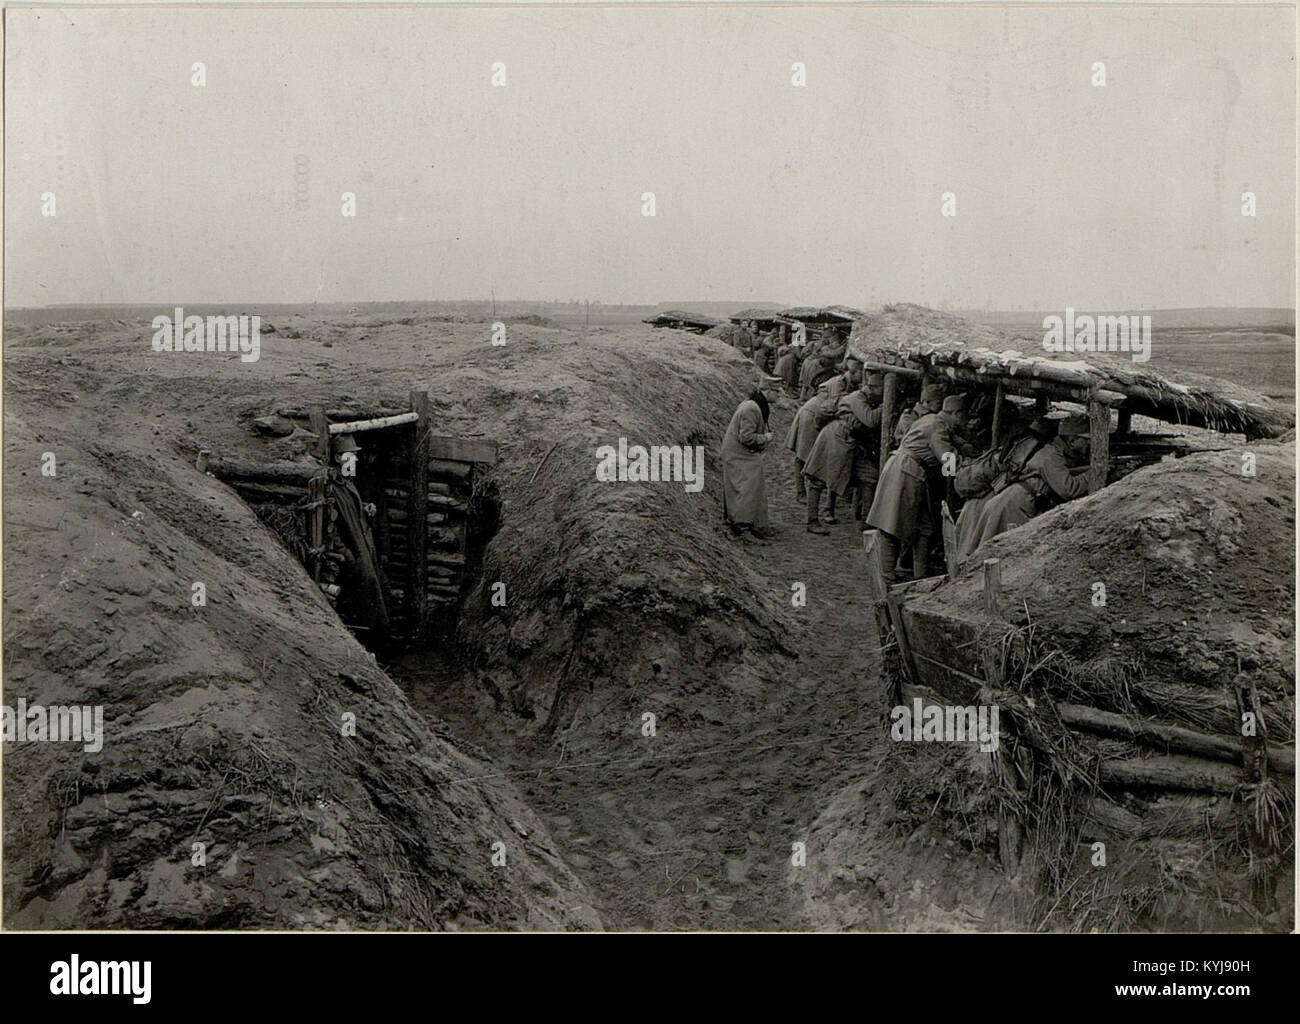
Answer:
xmin=908 ymin=651 xmax=982 ymax=704
xmin=427 ymin=552 xmax=467 ymax=568
xmin=428 ymin=435 xmax=499 ymax=465
xmin=900 ymin=606 xmax=989 ymax=681
xmin=328 ymin=411 xmax=419 ymax=435
xmin=879 ymin=373 xmax=897 ymax=473
xmin=428 ymin=458 xmax=474 ymax=481
xmin=426 ymin=493 xmax=468 ymax=512
xmin=1088 ymin=398 xmax=1110 ymax=494
xmin=407 ymin=390 xmax=431 ymax=641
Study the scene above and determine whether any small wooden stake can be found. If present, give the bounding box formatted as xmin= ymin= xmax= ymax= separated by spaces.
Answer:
xmin=983 ymin=558 xmax=1002 ymax=619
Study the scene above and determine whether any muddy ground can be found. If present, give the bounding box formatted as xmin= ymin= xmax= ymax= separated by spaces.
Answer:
xmin=2 ymin=308 xmax=1291 ymax=930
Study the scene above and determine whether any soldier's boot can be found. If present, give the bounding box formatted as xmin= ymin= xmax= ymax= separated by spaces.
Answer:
xmin=794 ymin=459 xmax=807 ymax=503
xmin=912 ymin=530 xmax=934 ymax=579
xmin=821 ymin=492 xmax=839 ymax=525
xmin=879 ymin=533 xmax=900 ymax=583
xmin=805 ymin=481 xmax=830 ymax=535
xmin=857 ymin=483 xmax=877 ymax=525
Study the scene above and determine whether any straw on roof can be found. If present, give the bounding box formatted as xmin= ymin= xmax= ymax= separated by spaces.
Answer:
xmin=780 ymin=305 xmax=862 ymax=323
xmin=728 ymin=307 xmax=783 ymax=323
xmin=848 ymin=304 xmax=1294 ymax=439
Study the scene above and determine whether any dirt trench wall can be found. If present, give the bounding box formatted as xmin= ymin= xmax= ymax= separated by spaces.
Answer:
xmin=1 ymin=406 xmax=597 ymax=930
xmin=453 ymin=358 xmax=795 ymax=736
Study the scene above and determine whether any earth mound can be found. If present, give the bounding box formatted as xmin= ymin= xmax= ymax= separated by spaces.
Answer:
xmin=1 ymin=343 xmax=598 ymax=930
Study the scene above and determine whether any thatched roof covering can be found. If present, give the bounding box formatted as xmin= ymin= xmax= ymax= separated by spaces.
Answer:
xmin=728 ymin=307 xmax=783 ymax=324
xmin=780 ymin=305 xmax=863 ymax=323
xmin=848 ymin=304 xmax=1294 ymax=440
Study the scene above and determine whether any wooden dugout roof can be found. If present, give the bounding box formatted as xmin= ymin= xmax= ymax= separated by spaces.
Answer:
xmin=848 ymin=304 xmax=1294 ymax=440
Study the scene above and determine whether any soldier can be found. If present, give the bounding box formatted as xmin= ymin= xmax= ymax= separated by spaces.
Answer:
xmin=772 ymin=344 xmax=801 ymax=395
xmin=867 ymin=393 xmax=965 ymax=581
xmin=784 ymin=379 xmax=837 ymax=503
xmin=953 ymin=414 xmax=1092 ymax=567
xmin=893 ymin=383 xmax=945 ymax=446
xmin=802 ymin=373 xmax=885 ymax=535
xmin=824 ymin=356 xmax=863 ymax=406
xmin=850 ymin=373 xmax=886 ymax=522
xmin=721 ymin=376 xmax=782 ymax=540
xmin=798 ymin=346 xmax=840 ymax=399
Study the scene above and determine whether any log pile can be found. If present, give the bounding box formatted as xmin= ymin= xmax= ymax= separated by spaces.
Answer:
xmin=376 ymin=455 xmax=474 ymax=639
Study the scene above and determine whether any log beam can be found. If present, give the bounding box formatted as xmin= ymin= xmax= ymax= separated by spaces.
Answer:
xmin=407 ymin=390 xmax=430 ymax=641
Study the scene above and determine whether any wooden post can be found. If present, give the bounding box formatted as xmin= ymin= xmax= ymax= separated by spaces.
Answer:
xmin=308 ymin=406 xmax=330 ymax=581
xmin=880 ymin=372 xmax=898 ymax=474
xmin=1035 ymin=393 xmax=1049 ymax=415
xmin=1117 ymin=407 xmax=1132 ymax=436
xmin=990 ymin=383 xmax=1005 ymax=447
xmin=861 ymin=530 xmax=894 ymax=666
xmin=983 ymin=558 xmax=1002 ymax=619
xmin=979 ymin=646 xmax=1021 ymax=873
xmin=407 ymin=390 xmax=431 ymax=642
xmin=1088 ymin=398 xmax=1110 ymax=493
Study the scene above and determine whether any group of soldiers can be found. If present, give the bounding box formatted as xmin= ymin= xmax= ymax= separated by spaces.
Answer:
xmin=727 ymin=319 xmax=851 ymax=388
xmin=720 ymin=345 xmax=1096 ymax=581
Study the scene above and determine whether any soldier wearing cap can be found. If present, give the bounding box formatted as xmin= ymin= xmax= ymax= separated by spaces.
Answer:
xmin=784 ymin=378 xmax=838 ymax=503
xmin=801 ymin=372 xmax=885 ymax=534
xmin=893 ymin=383 xmax=946 ymax=445
xmin=953 ymin=413 xmax=1092 ymax=568
xmin=851 ymin=372 xmax=887 ymax=521
xmin=798 ymin=349 xmax=841 ymax=400
xmin=867 ymin=392 xmax=965 ymax=580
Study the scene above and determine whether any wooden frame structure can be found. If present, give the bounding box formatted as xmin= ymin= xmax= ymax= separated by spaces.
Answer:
xmin=864 ymin=358 xmax=1172 ymax=494
xmin=205 ymin=391 xmax=498 ymax=646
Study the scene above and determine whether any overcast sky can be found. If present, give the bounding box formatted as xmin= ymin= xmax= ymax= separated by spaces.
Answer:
xmin=4 ymin=3 xmax=1294 ymax=309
